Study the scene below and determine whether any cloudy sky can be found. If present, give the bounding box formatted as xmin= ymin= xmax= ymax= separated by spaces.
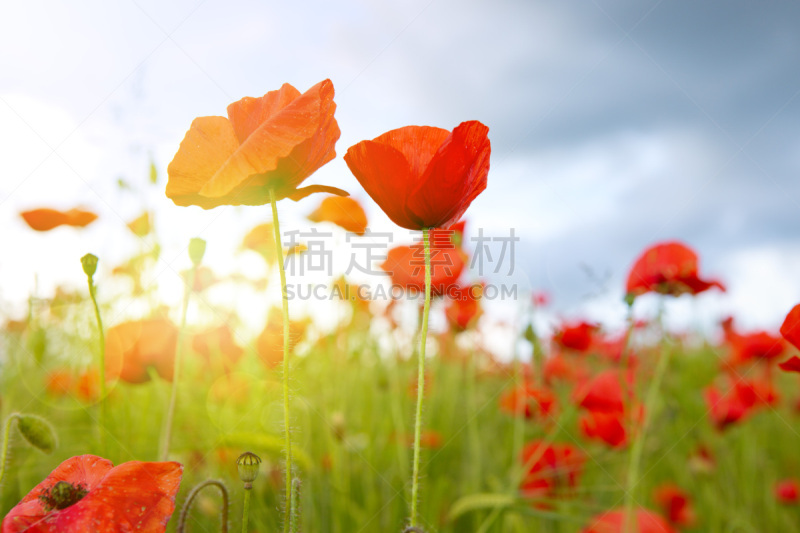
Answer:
xmin=2 ymin=0 xmax=800 ymax=341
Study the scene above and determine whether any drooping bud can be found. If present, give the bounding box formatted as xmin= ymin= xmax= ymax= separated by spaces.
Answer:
xmin=236 ymin=451 xmax=261 ymax=488
xmin=81 ymin=253 xmax=98 ymax=278
xmin=16 ymin=414 xmax=57 ymax=454
xmin=188 ymin=238 xmax=206 ymax=266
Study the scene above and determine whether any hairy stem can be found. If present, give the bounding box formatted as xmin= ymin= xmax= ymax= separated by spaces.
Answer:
xmin=270 ymin=188 xmax=294 ymax=533
xmin=176 ymin=479 xmax=229 ymax=533
xmin=409 ymin=229 xmax=432 ymax=527
xmin=86 ymin=276 xmax=107 ymax=454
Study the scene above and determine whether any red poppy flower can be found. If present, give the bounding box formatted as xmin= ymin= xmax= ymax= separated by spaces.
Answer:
xmin=105 ymin=319 xmax=178 ymax=384
xmin=579 ymin=411 xmax=628 ymax=448
xmin=653 ymin=483 xmax=695 ymax=527
xmin=2 ymin=454 xmax=182 ymax=533
xmin=519 ymin=441 xmax=585 ymax=500
xmin=381 ymin=235 xmax=466 ymax=296
xmin=625 ymin=241 xmax=724 ymax=298
xmin=499 ymin=385 xmax=557 ymax=419
xmin=553 ymin=321 xmax=598 ymax=352
xmin=344 ymin=121 xmax=490 ymax=230
xmin=445 ymin=283 xmax=484 ymax=331
xmin=778 ymin=356 xmax=800 ymax=373
xmin=574 ymin=370 xmax=632 ymax=414
xmin=166 ymin=79 xmax=346 ymax=209
xmin=780 ymin=303 xmax=800 ymax=351
xmin=775 ymin=479 xmax=799 ymax=504
xmin=20 ymin=208 xmax=98 ymax=232
xmin=582 ymin=509 xmax=675 ymax=533
xmin=307 ymin=196 xmax=368 ymax=235
xmin=704 ymin=384 xmax=752 ymax=430
xmin=721 ymin=317 xmax=786 ymax=365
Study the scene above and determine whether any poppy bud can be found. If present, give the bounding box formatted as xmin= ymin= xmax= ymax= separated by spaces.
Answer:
xmin=236 ymin=451 xmax=261 ymax=488
xmin=81 ymin=253 xmax=99 ymax=278
xmin=188 ymin=238 xmax=206 ymax=266
xmin=15 ymin=413 xmax=57 ymax=454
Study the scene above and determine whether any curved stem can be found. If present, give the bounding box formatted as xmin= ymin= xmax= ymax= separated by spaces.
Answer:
xmin=176 ymin=479 xmax=229 ymax=533
xmin=241 ymin=489 xmax=251 ymax=533
xmin=87 ymin=278 xmax=107 ymax=454
xmin=269 ymin=188 xmax=293 ymax=533
xmin=160 ymin=264 xmax=196 ymax=461
xmin=0 ymin=414 xmax=20 ymax=487
xmin=623 ymin=336 xmax=673 ymax=533
xmin=409 ymin=229 xmax=432 ymax=527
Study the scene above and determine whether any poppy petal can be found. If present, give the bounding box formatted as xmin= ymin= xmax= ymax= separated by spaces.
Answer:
xmin=166 ymin=116 xmax=240 ymax=209
xmin=408 ymin=121 xmax=490 ymax=228
xmin=199 ymin=79 xmax=335 ymax=199
xmin=780 ymin=304 xmax=800 ymax=351
xmin=227 ymin=83 xmax=301 ymax=144
xmin=287 ymin=184 xmax=349 ymax=202
xmin=778 ymin=355 xmax=800 ymax=373
xmin=345 ymin=140 xmax=420 ymax=229
xmin=20 ymin=209 xmax=68 ymax=231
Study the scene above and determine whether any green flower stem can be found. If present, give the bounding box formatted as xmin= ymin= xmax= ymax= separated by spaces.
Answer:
xmin=159 ymin=264 xmax=196 ymax=461
xmin=623 ymin=336 xmax=673 ymax=533
xmin=241 ymin=489 xmax=251 ymax=533
xmin=409 ymin=228 xmax=432 ymax=528
xmin=176 ymin=479 xmax=229 ymax=533
xmin=86 ymin=275 xmax=107 ymax=454
xmin=269 ymin=188 xmax=294 ymax=533
xmin=0 ymin=414 xmax=21 ymax=486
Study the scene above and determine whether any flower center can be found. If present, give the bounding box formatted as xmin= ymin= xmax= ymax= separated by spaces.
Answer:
xmin=39 ymin=481 xmax=88 ymax=511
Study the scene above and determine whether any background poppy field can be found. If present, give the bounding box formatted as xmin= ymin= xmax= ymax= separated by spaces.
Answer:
xmin=3 ymin=2 xmax=800 ymax=532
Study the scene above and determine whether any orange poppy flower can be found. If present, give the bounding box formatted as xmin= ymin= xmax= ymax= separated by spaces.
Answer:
xmin=626 ymin=241 xmax=724 ymax=298
xmin=241 ymin=223 xmax=307 ymax=264
xmin=445 ymin=283 xmax=484 ymax=331
xmin=582 ymin=509 xmax=675 ymax=533
xmin=126 ymin=211 xmax=152 ymax=237
xmin=256 ymin=309 xmax=309 ymax=368
xmin=20 ymin=208 xmax=97 ymax=232
xmin=191 ymin=324 xmax=244 ymax=372
xmin=499 ymin=385 xmax=556 ymax=419
xmin=344 ymin=121 xmax=490 ymax=230
xmin=105 ymin=318 xmax=178 ymax=383
xmin=166 ymin=79 xmax=346 ymax=209
xmin=2 ymin=454 xmax=182 ymax=532
xmin=307 ymin=196 xmax=368 ymax=235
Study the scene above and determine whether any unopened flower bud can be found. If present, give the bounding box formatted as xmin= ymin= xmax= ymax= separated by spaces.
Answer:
xmin=188 ymin=238 xmax=206 ymax=266
xmin=15 ymin=414 xmax=57 ymax=454
xmin=81 ymin=253 xmax=98 ymax=278
xmin=236 ymin=451 xmax=261 ymax=488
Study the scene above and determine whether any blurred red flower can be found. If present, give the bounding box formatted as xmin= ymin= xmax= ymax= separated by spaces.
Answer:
xmin=257 ymin=309 xmax=309 ymax=368
xmin=308 ymin=196 xmax=368 ymax=235
xmin=499 ymin=385 xmax=557 ymax=419
xmin=778 ymin=356 xmax=800 ymax=373
xmin=780 ymin=303 xmax=800 ymax=351
xmin=721 ymin=317 xmax=785 ymax=365
xmin=775 ymin=479 xmax=799 ymax=504
xmin=2 ymin=454 xmax=182 ymax=533
xmin=553 ymin=321 xmax=598 ymax=352
xmin=704 ymin=383 xmax=753 ymax=430
xmin=625 ymin=241 xmax=724 ymax=298
xmin=579 ymin=411 xmax=629 ymax=448
xmin=445 ymin=283 xmax=484 ymax=331
xmin=574 ymin=369 xmax=632 ymax=414
xmin=519 ymin=441 xmax=585 ymax=501
xmin=653 ymin=483 xmax=695 ymax=527
xmin=105 ymin=318 xmax=178 ymax=384
xmin=20 ymin=208 xmax=97 ymax=232
xmin=582 ymin=509 xmax=675 ymax=533
xmin=166 ymin=79 xmax=345 ymax=209
xmin=381 ymin=228 xmax=466 ymax=296
xmin=344 ymin=121 xmax=490 ymax=230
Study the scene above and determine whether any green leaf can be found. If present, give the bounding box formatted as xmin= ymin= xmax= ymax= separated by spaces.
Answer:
xmin=447 ymin=493 xmax=515 ymax=522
